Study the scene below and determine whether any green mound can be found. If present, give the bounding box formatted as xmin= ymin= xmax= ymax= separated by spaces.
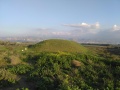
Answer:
xmin=29 ymin=39 xmax=88 ymax=53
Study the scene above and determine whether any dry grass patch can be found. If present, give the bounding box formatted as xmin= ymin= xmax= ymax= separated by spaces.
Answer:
xmin=10 ymin=56 xmax=21 ymax=65
xmin=71 ymin=60 xmax=83 ymax=67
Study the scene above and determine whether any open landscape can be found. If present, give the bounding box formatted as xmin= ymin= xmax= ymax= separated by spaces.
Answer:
xmin=0 ymin=39 xmax=120 ymax=90
xmin=1 ymin=0 xmax=120 ymax=90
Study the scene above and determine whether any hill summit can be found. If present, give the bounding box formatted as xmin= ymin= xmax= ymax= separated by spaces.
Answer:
xmin=29 ymin=39 xmax=88 ymax=53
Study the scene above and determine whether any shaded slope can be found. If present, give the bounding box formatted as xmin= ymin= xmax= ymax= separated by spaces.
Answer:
xmin=28 ymin=39 xmax=88 ymax=53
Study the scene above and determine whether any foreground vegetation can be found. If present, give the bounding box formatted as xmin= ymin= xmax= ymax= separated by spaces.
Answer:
xmin=0 ymin=39 xmax=120 ymax=90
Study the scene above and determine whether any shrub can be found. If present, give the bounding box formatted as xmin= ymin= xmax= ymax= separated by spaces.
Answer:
xmin=8 ymin=64 xmax=33 ymax=75
xmin=0 ymin=68 xmax=19 ymax=87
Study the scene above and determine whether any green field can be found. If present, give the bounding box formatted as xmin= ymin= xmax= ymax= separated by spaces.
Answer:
xmin=0 ymin=39 xmax=120 ymax=90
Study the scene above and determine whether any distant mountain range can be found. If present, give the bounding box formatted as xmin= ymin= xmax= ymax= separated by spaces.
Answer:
xmin=0 ymin=36 xmax=120 ymax=44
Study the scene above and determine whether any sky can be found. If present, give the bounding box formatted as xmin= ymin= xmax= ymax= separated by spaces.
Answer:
xmin=0 ymin=0 xmax=120 ymax=42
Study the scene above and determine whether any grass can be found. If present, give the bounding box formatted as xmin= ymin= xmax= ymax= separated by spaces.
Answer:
xmin=28 ymin=39 xmax=88 ymax=53
xmin=0 ymin=41 xmax=28 ymax=66
xmin=0 ymin=39 xmax=120 ymax=90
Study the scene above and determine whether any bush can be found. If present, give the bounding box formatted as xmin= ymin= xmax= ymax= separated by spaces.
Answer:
xmin=8 ymin=64 xmax=33 ymax=75
xmin=0 ymin=68 xmax=19 ymax=87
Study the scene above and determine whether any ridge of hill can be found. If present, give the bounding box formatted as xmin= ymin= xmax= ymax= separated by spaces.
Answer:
xmin=28 ymin=39 xmax=88 ymax=53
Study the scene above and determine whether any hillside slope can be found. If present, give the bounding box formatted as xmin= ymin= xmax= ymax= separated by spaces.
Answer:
xmin=28 ymin=39 xmax=88 ymax=53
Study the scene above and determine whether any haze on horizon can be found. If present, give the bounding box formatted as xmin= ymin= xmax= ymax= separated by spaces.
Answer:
xmin=0 ymin=0 xmax=120 ymax=43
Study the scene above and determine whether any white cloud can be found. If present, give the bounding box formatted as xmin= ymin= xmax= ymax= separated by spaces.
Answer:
xmin=63 ymin=22 xmax=100 ymax=34
xmin=63 ymin=22 xmax=100 ymax=29
xmin=112 ymin=25 xmax=120 ymax=31
xmin=88 ymin=24 xmax=120 ymax=43
xmin=62 ymin=22 xmax=120 ymax=43
xmin=27 ymin=28 xmax=71 ymax=37
xmin=52 ymin=32 xmax=71 ymax=36
xmin=63 ymin=22 xmax=91 ymax=28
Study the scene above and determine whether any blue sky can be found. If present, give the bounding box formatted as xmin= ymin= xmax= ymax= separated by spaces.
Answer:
xmin=0 ymin=0 xmax=120 ymax=41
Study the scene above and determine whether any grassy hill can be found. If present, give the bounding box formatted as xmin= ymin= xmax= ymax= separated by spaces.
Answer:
xmin=28 ymin=39 xmax=88 ymax=53
xmin=0 ymin=40 xmax=120 ymax=90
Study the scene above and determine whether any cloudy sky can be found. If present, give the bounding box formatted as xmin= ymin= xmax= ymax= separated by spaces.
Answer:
xmin=0 ymin=0 xmax=120 ymax=42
